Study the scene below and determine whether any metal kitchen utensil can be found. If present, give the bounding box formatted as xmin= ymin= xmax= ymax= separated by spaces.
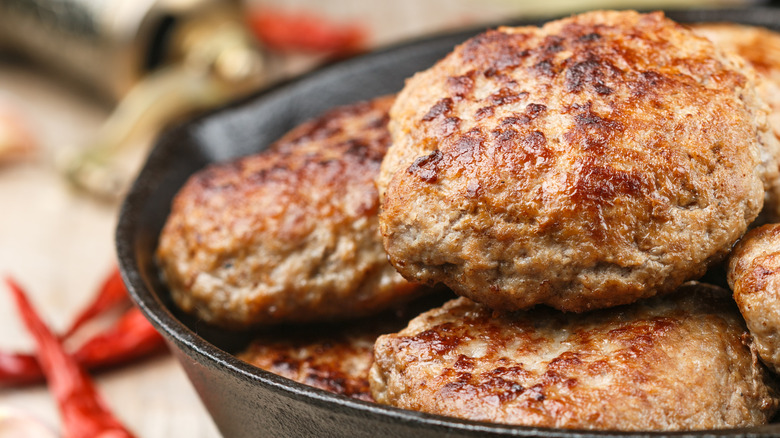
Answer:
xmin=0 ymin=0 xmax=273 ymax=200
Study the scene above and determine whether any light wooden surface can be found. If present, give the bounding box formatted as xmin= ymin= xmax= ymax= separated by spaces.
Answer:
xmin=0 ymin=1 xmax=744 ymax=437
xmin=0 ymin=60 xmax=222 ymax=437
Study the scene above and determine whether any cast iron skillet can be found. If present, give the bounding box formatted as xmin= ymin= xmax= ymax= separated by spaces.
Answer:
xmin=117 ymin=7 xmax=780 ymax=438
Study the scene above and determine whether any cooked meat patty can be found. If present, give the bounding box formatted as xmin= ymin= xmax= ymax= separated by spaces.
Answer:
xmin=157 ymin=95 xmax=422 ymax=328
xmin=238 ymin=322 xmax=381 ymax=401
xmin=378 ymin=10 xmax=769 ymax=313
xmin=238 ymin=290 xmax=454 ymax=401
xmin=693 ymin=23 xmax=780 ymax=223
xmin=370 ymin=283 xmax=780 ymax=431
xmin=728 ymin=223 xmax=780 ymax=374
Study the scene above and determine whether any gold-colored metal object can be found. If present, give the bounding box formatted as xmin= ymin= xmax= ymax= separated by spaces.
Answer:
xmin=0 ymin=0 xmax=226 ymax=102
xmin=62 ymin=2 xmax=269 ymax=200
xmin=0 ymin=0 xmax=274 ymax=200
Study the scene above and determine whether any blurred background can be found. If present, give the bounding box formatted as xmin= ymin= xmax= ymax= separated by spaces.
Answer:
xmin=0 ymin=0 xmax=772 ymax=436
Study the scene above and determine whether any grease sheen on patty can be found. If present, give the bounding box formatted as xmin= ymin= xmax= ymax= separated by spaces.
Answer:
xmin=379 ymin=10 xmax=769 ymax=312
xmin=728 ymin=223 xmax=780 ymax=374
xmin=157 ymin=96 xmax=421 ymax=328
xmin=693 ymin=23 xmax=780 ymax=223
xmin=370 ymin=283 xmax=780 ymax=430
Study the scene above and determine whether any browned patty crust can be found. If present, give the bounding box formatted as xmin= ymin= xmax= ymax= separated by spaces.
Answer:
xmin=693 ymin=23 xmax=780 ymax=223
xmin=238 ymin=321 xmax=383 ymax=401
xmin=728 ymin=223 xmax=780 ymax=374
xmin=370 ymin=283 xmax=780 ymax=431
xmin=157 ymin=95 xmax=421 ymax=328
xmin=379 ymin=11 xmax=768 ymax=312
xmin=237 ymin=290 xmax=454 ymax=401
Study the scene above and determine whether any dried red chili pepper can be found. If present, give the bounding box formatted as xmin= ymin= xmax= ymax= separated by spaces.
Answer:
xmin=0 ymin=308 xmax=167 ymax=387
xmin=63 ymin=267 xmax=127 ymax=339
xmin=5 ymin=277 xmax=136 ymax=438
xmin=0 ymin=351 xmax=43 ymax=385
xmin=247 ymin=8 xmax=367 ymax=56
xmin=0 ymin=268 xmax=165 ymax=387
xmin=73 ymin=307 xmax=166 ymax=369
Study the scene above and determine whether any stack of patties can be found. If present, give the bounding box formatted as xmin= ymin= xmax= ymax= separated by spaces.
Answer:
xmin=156 ymin=8 xmax=780 ymax=432
xmin=372 ymin=10 xmax=780 ymax=430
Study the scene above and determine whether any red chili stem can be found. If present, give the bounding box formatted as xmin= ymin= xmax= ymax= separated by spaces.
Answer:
xmin=5 ymin=277 xmax=135 ymax=438
xmin=63 ymin=268 xmax=128 ymax=339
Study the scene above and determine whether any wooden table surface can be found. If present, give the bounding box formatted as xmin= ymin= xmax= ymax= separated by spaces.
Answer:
xmin=0 ymin=1 xmax=734 ymax=436
xmin=0 ymin=60 xmax=222 ymax=437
